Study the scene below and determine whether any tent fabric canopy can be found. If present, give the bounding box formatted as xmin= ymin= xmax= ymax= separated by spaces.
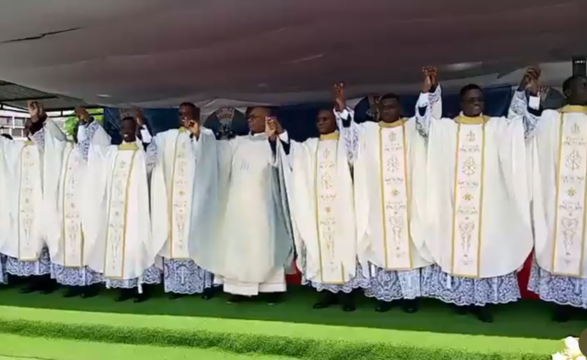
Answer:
xmin=0 ymin=0 xmax=585 ymax=109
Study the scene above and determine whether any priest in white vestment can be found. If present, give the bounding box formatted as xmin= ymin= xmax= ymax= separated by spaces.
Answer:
xmin=207 ymin=107 xmax=294 ymax=304
xmin=44 ymin=107 xmax=111 ymax=298
xmin=82 ymin=116 xmax=161 ymax=303
xmin=511 ymin=72 xmax=587 ymax=322
xmin=278 ymin=100 xmax=368 ymax=312
xmin=149 ymin=102 xmax=217 ymax=299
xmin=0 ymin=102 xmax=65 ymax=294
xmin=416 ymin=80 xmax=533 ymax=323
xmin=336 ymin=72 xmax=441 ymax=314
xmin=0 ymin=134 xmax=13 ymax=285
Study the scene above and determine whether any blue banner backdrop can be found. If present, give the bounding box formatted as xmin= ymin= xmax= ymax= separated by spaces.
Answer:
xmin=103 ymin=86 xmax=514 ymax=143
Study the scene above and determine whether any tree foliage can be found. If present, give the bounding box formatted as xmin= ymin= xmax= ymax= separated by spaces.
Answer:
xmin=64 ymin=108 xmax=104 ymax=138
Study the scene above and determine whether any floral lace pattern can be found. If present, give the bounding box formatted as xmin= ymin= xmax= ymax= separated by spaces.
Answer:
xmin=423 ymin=265 xmax=521 ymax=306
xmin=50 ymin=264 xmax=104 ymax=286
xmin=365 ymin=266 xmax=432 ymax=302
xmin=104 ymin=265 xmax=162 ymax=289
xmin=163 ymin=259 xmax=214 ymax=295
xmin=5 ymin=248 xmax=51 ymax=277
xmin=529 ymin=261 xmax=587 ymax=309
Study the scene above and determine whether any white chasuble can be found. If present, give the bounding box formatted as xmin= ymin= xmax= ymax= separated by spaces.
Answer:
xmin=150 ymin=128 xmax=219 ymax=262
xmin=283 ymin=132 xmax=357 ymax=284
xmin=44 ymin=122 xmax=109 ymax=267
xmin=0 ymin=131 xmax=49 ymax=260
xmin=82 ymin=143 xmax=154 ymax=280
xmin=210 ymin=134 xmax=293 ymax=291
xmin=352 ymin=120 xmax=431 ymax=271
xmin=531 ymin=106 xmax=587 ymax=278
xmin=426 ymin=115 xmax=532 ymax=278
xmin=0 ymin=120 xmax=67 ymax=260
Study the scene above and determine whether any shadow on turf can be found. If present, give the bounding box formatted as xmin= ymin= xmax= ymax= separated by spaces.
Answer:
xmin=0 ymin=282 xmax=584 ymax=341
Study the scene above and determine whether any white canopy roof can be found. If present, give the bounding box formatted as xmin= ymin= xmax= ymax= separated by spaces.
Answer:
xmin=0 ymin=0 xmax=584 ymax=108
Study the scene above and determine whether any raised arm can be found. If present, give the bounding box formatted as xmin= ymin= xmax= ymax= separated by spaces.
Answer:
xmin=507 ymin=67 xmax=543 ymax=139
xmin=132 ymin=108 xmax=153 ymax=147
xmin=332 ymin=83 xmax=360 ymax=164
xmin=415 ymin=67 xmax=442 ymax=140
xmin=145 ymin=138 xmax=159 ymax=176
xmin=267 ymin=116 xmax=290 ymax=167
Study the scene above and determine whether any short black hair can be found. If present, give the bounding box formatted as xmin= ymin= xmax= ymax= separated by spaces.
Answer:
xmin=563 ymin=75 xmax=587 ymax=94
xmin=1 ymin=133 xmax=13 ymax=140
xmin=317 ymin=104 xmax=335 ymax=113
xmin=121 ymin=116 xmax=136 ymax=124
xmin=379 ymin=93 xmax=400 ymax=102
xmin=246 ymin=106 xmax=276 ymax=118
xmin=459 ymin=84 xmax=483 ymax=100
xmin=180 ymin=102 xmax=201 ymax=118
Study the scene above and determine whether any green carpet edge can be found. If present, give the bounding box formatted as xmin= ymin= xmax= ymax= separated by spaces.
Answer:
xmin=0 ymin=305 xmax=562 ymax=351
xmin=0 ymin=317 xmax=556 ymax=360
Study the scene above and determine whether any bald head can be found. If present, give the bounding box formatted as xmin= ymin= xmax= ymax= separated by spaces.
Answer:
xmin=247 ymin=106 xmax=271 ymax=134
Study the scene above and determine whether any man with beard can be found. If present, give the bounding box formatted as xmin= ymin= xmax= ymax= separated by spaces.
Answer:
xmin=149 ymin=102 xmax=218 ymax=299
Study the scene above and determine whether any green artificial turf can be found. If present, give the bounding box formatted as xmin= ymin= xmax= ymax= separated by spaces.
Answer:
xmin=0 ymin=334 xmax=296 ymax=360
xmin=0 ymin=285 xmax=581 ymax=359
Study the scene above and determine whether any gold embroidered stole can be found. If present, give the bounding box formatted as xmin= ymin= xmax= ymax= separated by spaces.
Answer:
xmin=378 ymin=119 xmax=413 ymax=269
xmin=314 ymin=132 xmax=344 ymax=283
xmin=18 ymin=144 xmax=40 ymax=260
xmin=103 ymin=148 xmax=137 ymax=278
xmin=169 ymin=130 xmax=191 ymax=259
xmin=551 ymin=106 xmax=587 ymax=276
xmin=450 ymin=115 xmax=488 ymax=277
xmin=61 ymin=147 xmax=85 ymax=267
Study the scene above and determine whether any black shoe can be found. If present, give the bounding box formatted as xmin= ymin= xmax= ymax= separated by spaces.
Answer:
xmin=40 ymin=283 xmax=57 ymax=294
xmin=313 ymin=291 xmax=338 ymax=309
xmin=63 ymin=287 xmax=80 ymax=298
xmin=264 ymin=293 xmax=282 ymax=305
xmin=168 ymin=293 xmax=184 ymax=300
xmin=115 ymin=289 xmax=134 ymax=302
xmin=20 ymin=284 xmax=37 ymax=294
xmin=553 ymin=305 xmax=573 ymax=322
xmin=471 ymin=306 xmax=493 ymax=323
xmin=401 ymin=299 xmax=419 ymax=314
xmin=452 ymin=304 xmax=469 ymax=315
xmin=227 ymin=295 xmax=247 ymax=304
xmin=134 ymin=292 xmax=150 ymax=303
xmin=39 ymin=277 xmax=58 ymax=295
xmin=81 ymin=285 xmax=99 ymax=299
xmin=339 ymin=292 xmax=356 ymax=312
xmin=201 ymin=288 xmax=215 ymax=300
xmin=375 ymin=300 xmax=393 ymax=313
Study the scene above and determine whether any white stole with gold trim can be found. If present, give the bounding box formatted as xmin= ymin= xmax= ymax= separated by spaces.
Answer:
xmin=103 ymin=149 xmax=137 ymax=278
xmin=451 ymin=122 xmax=485 ymax=278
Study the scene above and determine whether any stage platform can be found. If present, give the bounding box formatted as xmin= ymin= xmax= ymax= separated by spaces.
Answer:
xmin=0 ymin=285 xmax=583 ymax=359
